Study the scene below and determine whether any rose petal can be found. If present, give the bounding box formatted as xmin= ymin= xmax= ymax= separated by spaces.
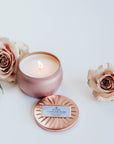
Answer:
xmin=0 ymin=37 xmax=29 ymax=82
xmin=93 ymin=90 xmax=114 ymax=102
xmin=14 ymin=41 xmax=29 ymax=57
xmin=0 ymin=37 xmax=19 ymax=58
xmin=87 ymin=63 xmax=114 ymax=102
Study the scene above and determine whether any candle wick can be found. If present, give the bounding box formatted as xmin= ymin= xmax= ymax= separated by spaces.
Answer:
xmin=37 ymin=61 xmax=43 ymax=70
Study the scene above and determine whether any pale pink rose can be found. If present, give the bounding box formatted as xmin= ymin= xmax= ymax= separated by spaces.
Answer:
xmin=14 ymin=41 xmax=29 ymax=58
xmin=87 ymin=63 xmax=114 ymax=102
xmin=0 ymin=37 xmax=29 ymax=82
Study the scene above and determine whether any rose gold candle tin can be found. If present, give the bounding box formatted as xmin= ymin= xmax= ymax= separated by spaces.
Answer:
xmin=17 ymin=52 xmax=63 ymax=98
xmin=34 ymin=95 xmax=79 ymax=132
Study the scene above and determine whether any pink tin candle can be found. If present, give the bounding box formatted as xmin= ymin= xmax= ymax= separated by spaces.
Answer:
xmin=17 ymin=52 xmax=63 ymax=98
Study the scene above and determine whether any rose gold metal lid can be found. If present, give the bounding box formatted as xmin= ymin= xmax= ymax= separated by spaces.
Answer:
xmin=34 ymin=95 xmax=79 ymax=132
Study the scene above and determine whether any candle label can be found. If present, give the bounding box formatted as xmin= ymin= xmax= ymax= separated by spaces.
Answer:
xmin=42 ymin=106 xmax=71 ymax=117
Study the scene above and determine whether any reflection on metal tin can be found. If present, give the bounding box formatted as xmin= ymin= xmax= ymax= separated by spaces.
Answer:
xmin=34 ymin=95 xmax=79 ymax=132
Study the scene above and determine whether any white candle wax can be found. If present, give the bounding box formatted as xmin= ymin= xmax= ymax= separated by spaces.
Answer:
xmin=19 ymin=53 xmax=59 ymax=78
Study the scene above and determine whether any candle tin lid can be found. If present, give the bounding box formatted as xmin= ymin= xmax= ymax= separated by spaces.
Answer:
xmin=34 ymin=95 xmax=79 ymax=132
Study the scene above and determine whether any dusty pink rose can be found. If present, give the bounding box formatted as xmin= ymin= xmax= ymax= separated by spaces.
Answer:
xmin=87 ymin=63 xmax=114 ymax=102
xmin=0 ymin=37 xmax=29 ymax=82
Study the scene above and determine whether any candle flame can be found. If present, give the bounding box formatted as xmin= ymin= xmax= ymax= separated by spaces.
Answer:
xmin=37 ymin=61 xmax=43 ymax=70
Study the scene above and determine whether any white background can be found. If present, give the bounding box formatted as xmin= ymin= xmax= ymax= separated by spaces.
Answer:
xmin=0 ymin=0 xmax=114 ymax=144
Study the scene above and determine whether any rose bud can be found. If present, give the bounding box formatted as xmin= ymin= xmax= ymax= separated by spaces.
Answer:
xmin=0 ymin=37 xmax=29 ymax=82
xmin=87 ymin=63 xmax=114 ymax=102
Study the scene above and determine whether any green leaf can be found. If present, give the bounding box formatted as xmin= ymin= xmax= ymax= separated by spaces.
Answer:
xmin=0 ymin=84 xmax=4 ymax=94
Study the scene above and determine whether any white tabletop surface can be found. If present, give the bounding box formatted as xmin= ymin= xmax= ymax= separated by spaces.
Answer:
xmin=0 ymin=0 xmax=114 ymax=144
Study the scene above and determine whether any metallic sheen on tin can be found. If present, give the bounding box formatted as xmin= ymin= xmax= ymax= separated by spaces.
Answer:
xmin=34 ymin=95 xmax=79 ymax=132
xmin=17 ymin=52 xmax=63 ymax=98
